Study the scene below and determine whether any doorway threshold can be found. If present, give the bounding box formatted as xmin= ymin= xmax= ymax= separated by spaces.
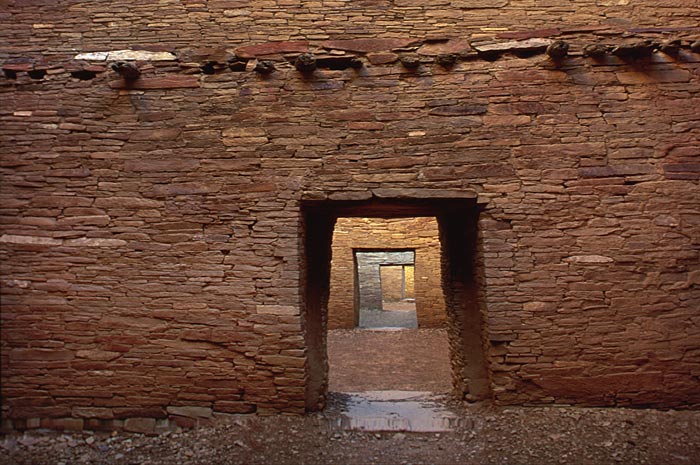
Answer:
xmin=328 ymin=391 xmax=462 ymax=432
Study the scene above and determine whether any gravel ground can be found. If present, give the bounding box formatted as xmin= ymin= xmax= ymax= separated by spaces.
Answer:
xmin=4 ymin=330 xmax=699 ymax=464
xmin=2 ymin=400 xmax=700 ymax=465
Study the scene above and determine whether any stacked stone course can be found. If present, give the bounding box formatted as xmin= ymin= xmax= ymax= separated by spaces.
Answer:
xmin=1 ymin=0 xmax=699 ymax=431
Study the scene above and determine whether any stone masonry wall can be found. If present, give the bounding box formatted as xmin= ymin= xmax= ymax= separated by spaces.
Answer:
xmin=1 ymin=0 xmax=699 ymax=431
xmin=328 ymin=218 xmax=445 ymax=329
xmin=404 ymin=265 xmax=415 ymax=300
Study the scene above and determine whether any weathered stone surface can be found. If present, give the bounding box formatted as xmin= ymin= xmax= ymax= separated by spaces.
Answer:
xmin=367 ymin=52 xmax=399 ymax=65
xmin=75 ymin=50 xmax=177 ymax=61
xmin=72 ymin=407 xmax=114 ymax=419
xmin=260 ymin=355 xmax=305 ymax=368
xmin=473 ymin=38 xmax=552 ymax=54
xmin=124 ymin=159 xmax=200 ymax=172
xmin=63 ymin=238 xmax=126 ymax=247
xmin=10 ymin=349 xmax=74 ymax=361
xmin=579 ymin=165 xmax=655 ymax=178
xmin=235 ymin=41 xmax=309 ymax=58
xmin=451 ymin=0 xmax=508 ymax=7
xmin=564 ymin=255 xmax=614 ymax=264
xmin=0 ymin=235 xmax=61 ymax=246
xmin=417 ymin=39 xmax=473 ymax=56
xmin=429 ymin=104 xmax=487 ymax=116
xmin=322 ymin=38 xmax=419 ymax=53
xmin=256 ymin=305 xmax=299 ymax=316
xmin=147 ymin=183 xmax=216 ymax=197
xmin=372 ymin=188 xmax=477 ymax=199
xmin=108 ymin=76 xmax=200 ymax=89
xmin=1 ymin=0 xmax=700 ymax=433
xmin=497 ymin=28 xmax=562 ymax=40
xmin=166 ymin=406 xmax=212 ymax=419
xmin=129 ymin=129 xmax=182 ymax=141
xmin=124 ymin=417 xmax=156 ymax=434
xmin=94 ymin=197 xmax=162 ymax=209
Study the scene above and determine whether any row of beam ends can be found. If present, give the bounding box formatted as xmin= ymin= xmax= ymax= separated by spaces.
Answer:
xmin=5 ymin=38 xmax=698 ymax=81
xmin=110 ymin=38 xmax=700 ymax=80
xmin=239 ymin=39 xmax=700 ymax=75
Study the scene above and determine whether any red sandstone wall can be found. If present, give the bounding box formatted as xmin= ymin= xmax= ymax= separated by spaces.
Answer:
xmin=328 ymin=218 xmax=445 ymax=329
xmin=1 ymin=0 xmax=699 ymax=430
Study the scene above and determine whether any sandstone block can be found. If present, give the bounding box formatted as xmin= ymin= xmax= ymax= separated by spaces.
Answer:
xmin=0 ymin=235 xmax=62 ymax=246
xmin=124 ymin=417 xmax=156 ymax=434
xmin=166 ymin=406 xmax=213 ymax=418
xmin=473 ymin=38 xmax=552 ymax=54
xmin=223 ymin=127 xmax=266 ymax=138
xmin=75 ymin=50 xmax=176 ymax=61
xmin=260 ymin=355 xmax=305 ymax=368
xmin=235 ymin=41 xmax=309 ymax=59
xmin=580 ymin=164 xmax=655 ymax=178
xmin=429 ymin=104 xmax=487 ymax=116
xmin=371 ymin=188 xmax=477 ymax=199
xmin=94 ymin=197 xmax=162 ymax=209
xmin=564 ymin=255 xmax=614 ymax=264
xmin=124 ymin=159 xmax=200 ymax=172
xmin=108 ymin=76 xmax=200 ymax=89
xmin=327 ymin=110 xmax=374 ymax=121
xmin=72 ymin=407 xmax=114 ymax=419
xmin=451 ymin=0 xmax=508 ymax=7
xmin=367 ymin=52 xmax=399 ymax=65
xmin=322 ymin=38 xmax=419 ymax=53
xmin=63 ymin=238 xmax=126 ymax=247
xmin=10 ymin=349 xmax=74 ymax=361
xmin=129 ymin=128 xmax=181 ymax=141
xmin=146 ymin=183 xmax=216 ymax=197
xmin=256 ymin=305 xmax=299 ymax=316
xmin=497 ymin=29 xmax=562 ymax=40
xmin=417 ymin=39 xmax=473 ymax=56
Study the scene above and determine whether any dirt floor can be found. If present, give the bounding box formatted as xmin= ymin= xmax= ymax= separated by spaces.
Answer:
xmin=3 ymin=328 xmax=700 ymax=464
xmin=327 ymin=328 xmax=452 ymax=392
xmin=358 ymin=301 xmax=419 ymax=328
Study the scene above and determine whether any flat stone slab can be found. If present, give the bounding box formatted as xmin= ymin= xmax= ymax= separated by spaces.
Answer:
xmin=472 ymin=38 xmax=552 ymax=54
xmin=330 ymin=391 xmax=462 ymax=432
xmin=75 ymin=50 xmax=177 ymax=61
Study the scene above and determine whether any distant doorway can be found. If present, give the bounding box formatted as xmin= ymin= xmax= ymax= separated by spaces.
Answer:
xmin=354 ymin=250 xmax=417 ymax=329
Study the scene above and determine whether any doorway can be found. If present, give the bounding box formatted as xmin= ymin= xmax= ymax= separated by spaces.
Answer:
xmin=356 ymin=249 xmax=417 ymax=329
xmin=301 ymin=196 xmax=490 ymax=411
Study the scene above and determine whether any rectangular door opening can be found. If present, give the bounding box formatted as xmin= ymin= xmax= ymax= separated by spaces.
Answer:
xmin=301 ymin=197 xmax=489 ymax=411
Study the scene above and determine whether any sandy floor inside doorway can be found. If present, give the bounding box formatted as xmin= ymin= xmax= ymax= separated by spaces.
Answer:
xmin=327 ymin=328 xmax=452 ymax=392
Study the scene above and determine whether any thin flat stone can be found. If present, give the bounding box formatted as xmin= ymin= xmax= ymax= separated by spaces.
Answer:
xmin=473 ymin=38 xmax=553 ymax=53
xmin=75 ymin=50 xmax=177 ymax=61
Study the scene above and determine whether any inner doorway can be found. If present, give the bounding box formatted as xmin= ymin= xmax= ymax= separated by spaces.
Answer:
xmin=302 ymin=195 xmax=490 ymax=411
xmin=357 ymin=249 xmax=417 ymax=329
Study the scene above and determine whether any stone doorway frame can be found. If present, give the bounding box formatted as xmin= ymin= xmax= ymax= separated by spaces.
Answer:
xmin=353 ymin=248 xmax=416 ymax=325
xmin=301 ymin=190 xmax=491 ymax=411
